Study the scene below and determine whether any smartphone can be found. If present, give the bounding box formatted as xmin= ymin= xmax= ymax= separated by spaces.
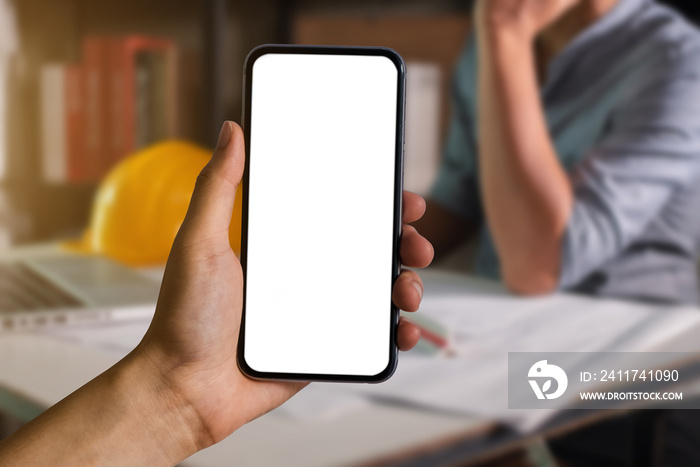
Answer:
xmin=238 ymin=45 xmax=406 ymax=382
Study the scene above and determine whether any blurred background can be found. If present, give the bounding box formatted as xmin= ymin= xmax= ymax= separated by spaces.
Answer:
xmin=2 ymin=1 xmax=700 ymax=466
xmin=0 ymin=0 xmax=473 ymax=250
xmin=0 ymin=0 xmax=697 ymax=250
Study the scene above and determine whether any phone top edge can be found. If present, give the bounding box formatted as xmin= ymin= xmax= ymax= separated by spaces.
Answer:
xmin=244 ymin=44 xmax=406 ymax=76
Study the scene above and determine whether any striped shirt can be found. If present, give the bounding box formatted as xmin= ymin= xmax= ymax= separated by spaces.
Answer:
xmin=431 ymin=0 xmax=700 ymax=304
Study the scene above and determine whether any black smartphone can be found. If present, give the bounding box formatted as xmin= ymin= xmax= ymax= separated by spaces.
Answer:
xmin=238 ymin=44 xmax=406 ymax=383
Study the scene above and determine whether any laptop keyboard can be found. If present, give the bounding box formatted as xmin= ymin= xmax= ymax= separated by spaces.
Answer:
xmin=0 ymin=262 xmax=83 ymax=312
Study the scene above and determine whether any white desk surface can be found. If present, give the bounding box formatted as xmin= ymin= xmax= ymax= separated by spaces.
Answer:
xmin=0 ymin=257 xmax=495 ymax=467
xmin=2 ymin=258 xmax=700 ymax=466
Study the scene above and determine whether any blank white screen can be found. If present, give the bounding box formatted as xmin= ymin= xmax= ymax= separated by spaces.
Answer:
xmin=244 ymin=52 xmax=399 ymax=376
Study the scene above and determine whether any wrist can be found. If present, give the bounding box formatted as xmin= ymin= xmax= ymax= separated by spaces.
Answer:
xmin=478 ymin=19 xmax=535 ymax=49
xmin=476 ymin=24 xmax=535 ymax=75
xmin=119 ymin=346 xmax=214 ymax=461
xmin=475 ymin=5 xmax=537 ymax=46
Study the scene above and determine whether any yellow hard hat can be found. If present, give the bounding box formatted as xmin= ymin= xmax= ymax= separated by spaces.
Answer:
xmin=67 ymin=140 xmax=242 ymax=266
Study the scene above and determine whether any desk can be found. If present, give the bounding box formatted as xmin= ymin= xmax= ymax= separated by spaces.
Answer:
xmin=1 ymin=268 xmax=700 ymax=466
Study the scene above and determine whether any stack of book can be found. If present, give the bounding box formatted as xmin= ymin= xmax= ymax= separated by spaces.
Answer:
xmin=41 ymin=36 xmax=177 ymax=183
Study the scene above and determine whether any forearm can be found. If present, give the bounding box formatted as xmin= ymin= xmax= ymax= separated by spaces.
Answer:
xmin=0 ymin=349 xmax=207 ymax=466
xmin=476 ymin=24 xmax=573 ymax=293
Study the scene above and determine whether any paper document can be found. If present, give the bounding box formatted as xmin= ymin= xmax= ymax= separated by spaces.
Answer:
xmin=39 ymin=316 xmax=152 ymax=357
xmin=280 ymin=271 xmax=700 ymax=431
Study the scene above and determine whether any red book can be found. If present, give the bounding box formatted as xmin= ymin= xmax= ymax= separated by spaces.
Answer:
xmin=82 ymin=37 xmax=111 ymax=181
xmin=65 ymin=65 xmax=85 ymax=181
xmin=109 ymin=36 xmax=177 ymax=165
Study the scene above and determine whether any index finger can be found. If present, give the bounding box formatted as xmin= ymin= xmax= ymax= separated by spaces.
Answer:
xmin=403 ymin=191 xmax=426 ymax=224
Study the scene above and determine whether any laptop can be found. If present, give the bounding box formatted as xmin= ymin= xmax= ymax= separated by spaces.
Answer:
xmin=0 ymin=253 xmax=161 ymax=332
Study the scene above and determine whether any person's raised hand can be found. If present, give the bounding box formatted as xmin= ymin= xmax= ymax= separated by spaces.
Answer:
xmin=132 ymin=121 xmax=434 ymax=452
xmin=475 ymin=0 xmax=581 ymax=41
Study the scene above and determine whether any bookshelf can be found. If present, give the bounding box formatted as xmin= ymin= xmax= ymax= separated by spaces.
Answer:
xmin=3 ymin=0 xmax=470 ymax=246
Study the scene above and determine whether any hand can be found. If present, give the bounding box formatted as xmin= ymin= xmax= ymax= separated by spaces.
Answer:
xmin=475 ymin=0 xmax=581 ymax=41
xmin=134 ymin=122 xmax=434 ymax=449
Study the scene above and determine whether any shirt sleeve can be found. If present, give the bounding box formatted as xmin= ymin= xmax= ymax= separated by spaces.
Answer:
xmin=559 ymin=49 xmax=700 ymax=288
xmin=430 ymin=106 xmax=482 ymax=222
xmin=429 ymin=40 xmax=482 ymax=223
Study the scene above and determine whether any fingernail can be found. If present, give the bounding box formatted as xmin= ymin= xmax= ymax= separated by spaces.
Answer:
xmin=412 ymin=281 xmax=423 ymax=300
xmin=216 ymin=121 xmax=232 ymax=149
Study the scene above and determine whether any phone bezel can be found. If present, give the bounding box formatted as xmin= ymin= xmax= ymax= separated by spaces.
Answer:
xmin=237 ymin=44 xmax=406 ymax=383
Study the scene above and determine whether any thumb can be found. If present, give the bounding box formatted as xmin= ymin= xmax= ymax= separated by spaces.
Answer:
xmin=180 ymin=121 xmax=245 ymax=243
